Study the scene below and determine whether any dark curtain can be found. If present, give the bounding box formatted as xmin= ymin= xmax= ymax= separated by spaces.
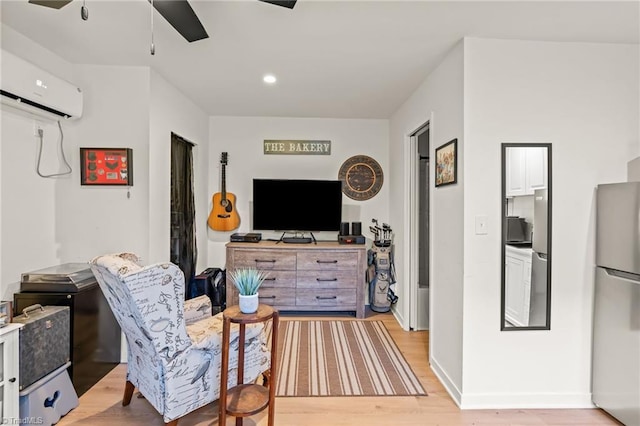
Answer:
xmin=170 ymin=133 xmax=197 ymax=299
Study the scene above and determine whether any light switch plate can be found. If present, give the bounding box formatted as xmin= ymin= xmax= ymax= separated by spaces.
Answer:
xmin=475 ymin=215 xmax=488 ymax=235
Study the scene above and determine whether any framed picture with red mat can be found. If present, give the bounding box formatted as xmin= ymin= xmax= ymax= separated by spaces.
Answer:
xmin=80 ymin=148 xmax=133 ymax=186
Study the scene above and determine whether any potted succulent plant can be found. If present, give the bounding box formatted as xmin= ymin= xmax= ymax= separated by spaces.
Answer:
xmin=229 ymin=267 xmax=267 ymax=313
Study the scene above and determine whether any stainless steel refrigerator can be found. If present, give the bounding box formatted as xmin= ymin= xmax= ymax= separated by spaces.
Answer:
xmin=529 ymin=188 xmax=548 ymax=327
xmin=593 ymin=182 xmax=640 ymax=426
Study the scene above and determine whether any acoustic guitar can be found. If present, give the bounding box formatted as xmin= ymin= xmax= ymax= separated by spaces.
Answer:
xmin=207 ymin=152 xmax=240 ymax=231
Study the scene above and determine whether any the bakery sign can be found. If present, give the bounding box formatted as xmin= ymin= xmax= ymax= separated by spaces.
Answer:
xmin=263 ymin=140 xmax=331 ymax=155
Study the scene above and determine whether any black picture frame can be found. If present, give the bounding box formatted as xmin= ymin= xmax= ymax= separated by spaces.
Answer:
xmin=500 ymin=142 xmax=552 ymax=331
xmin=435 ymin=138 xmax=457 ymax=187
xmin=80 ymin=148 xmax=133 ymax=186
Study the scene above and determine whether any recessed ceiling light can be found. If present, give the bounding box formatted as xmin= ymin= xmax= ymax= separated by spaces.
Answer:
xmin=263 ymin=74 xmax=277 ymax=84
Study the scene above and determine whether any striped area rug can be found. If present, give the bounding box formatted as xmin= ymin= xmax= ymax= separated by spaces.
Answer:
xmin=266 ymin=320 xmax=426 ymax=397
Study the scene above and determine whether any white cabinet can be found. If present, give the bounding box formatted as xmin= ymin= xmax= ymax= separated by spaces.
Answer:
xmin=506 ymin=147 xmax=547 ymax=197
xmin=506 ymin=148 xmax=527 ymax=197
xmin=0 ymin=324 xmax=22 ymax=421
xmin=504 ymin=246 xmax=532 ymax=327
xmin=525 ymin=147 xmax=547 ymax=193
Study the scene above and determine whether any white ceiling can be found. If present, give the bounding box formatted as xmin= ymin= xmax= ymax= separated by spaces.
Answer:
xmin=1 ymin=0 xmax=638 ymax=119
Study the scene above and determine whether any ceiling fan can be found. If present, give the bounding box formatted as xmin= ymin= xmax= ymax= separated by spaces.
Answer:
xmin=28 ymin=0 xmax=298 ymax=43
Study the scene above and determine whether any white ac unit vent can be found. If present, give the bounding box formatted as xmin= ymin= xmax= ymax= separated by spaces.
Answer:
xmin=1 ymin=49 xmax=83 ymax=120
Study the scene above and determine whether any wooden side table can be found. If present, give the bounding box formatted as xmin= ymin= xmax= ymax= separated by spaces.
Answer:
xmin=219 ymin=304 xmax=279 ymax=426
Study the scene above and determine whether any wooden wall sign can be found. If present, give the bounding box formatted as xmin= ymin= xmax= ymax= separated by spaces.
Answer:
xmin=263 ymin=140 xmax=331 ymax=155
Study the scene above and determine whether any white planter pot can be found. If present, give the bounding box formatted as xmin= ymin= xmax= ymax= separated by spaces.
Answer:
xmin=239 ymin=293 xmax=259 ymax=314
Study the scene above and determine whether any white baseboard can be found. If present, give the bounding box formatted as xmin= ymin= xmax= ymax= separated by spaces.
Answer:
xmin=429 ymin=357 xmax=594 ymax=409
xmin=390 ymin=305 xmax=408 ymax=330
xmin=430 ymin=356 xmax=462 ymax=406
xmin=460 ymin=392 xmax=595 ymax=409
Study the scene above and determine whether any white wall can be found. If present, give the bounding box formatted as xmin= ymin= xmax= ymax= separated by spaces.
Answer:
xmin=55 ymin=65 xmax=151 ymax=263
xmin=0 ymin=25 xmax=83 ymax=298
xmin=1 ymin=110 xmax=65 ymax=298
xmin=461 ymin=38 xmax=639 ymax=408
xmin=389 ymin=41 xmax=465 ymax=402
xmin=207 ymin=116 xmax=389 ymax=268
xmin=629 ymin=156 xmax=640 ymax=181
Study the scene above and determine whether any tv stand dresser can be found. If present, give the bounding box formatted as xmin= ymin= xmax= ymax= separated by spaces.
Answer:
xmin=225 ymin=241 xmax=367 ymax=318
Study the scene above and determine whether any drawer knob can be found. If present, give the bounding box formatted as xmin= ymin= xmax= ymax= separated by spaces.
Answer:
xmin=317 ymin=260 xmax=338 ymax=264
xmin=255 ymin=259 xmax=276 ymax=263
xmin=259 ymin=295 xmax=277 ymax=299
xmin=264 ymin=277 xmax=277 ymax=281
xmin=316 ymin=278 xmax=338 ymax=282
xmin=9 ymin=377 xmax=16 ymax=383
xmin=316 ymin=296 xmax=337 ymax=300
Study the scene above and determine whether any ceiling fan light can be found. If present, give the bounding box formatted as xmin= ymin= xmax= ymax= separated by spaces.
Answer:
xmin=263 ymin=75 xmax=277 ymax=84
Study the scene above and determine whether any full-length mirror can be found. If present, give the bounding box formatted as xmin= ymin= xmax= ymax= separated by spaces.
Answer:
xmin=501 ymin=143 xmax=552 ymax=330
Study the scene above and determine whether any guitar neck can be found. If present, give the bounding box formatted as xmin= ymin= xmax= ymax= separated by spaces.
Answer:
xmin=221 ymin=164 xmax=227 ymax=200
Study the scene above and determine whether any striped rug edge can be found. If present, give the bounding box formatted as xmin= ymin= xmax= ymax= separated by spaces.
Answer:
xmin=264 ymin=319 xmax=427 ymax=397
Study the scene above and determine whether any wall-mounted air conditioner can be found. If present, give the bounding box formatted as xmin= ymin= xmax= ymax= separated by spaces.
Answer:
xmin=1 ymin=49 xmax=83 ymax=120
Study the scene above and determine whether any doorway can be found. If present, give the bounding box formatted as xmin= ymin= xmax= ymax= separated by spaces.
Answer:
xmin=170 ymin=133 xmax=197 ymax=299
xmin=410 ymin=123 xmax=430 ymax=330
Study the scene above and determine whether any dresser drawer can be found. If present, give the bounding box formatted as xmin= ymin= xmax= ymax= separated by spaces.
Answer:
xmin=231 ymin=250 xmax=296 ymax=270
xmin=260 ymin=271 xmax=296 ymax=288
xmin=297 ymin=251 xmax=359 ymax=270
xmin=297 ymin=270 xmax=357 ymax=289
xmin=296 ymin=289 xmax=356 ymax=307
xmin=258 ymin=288 xmax=296 ymax=307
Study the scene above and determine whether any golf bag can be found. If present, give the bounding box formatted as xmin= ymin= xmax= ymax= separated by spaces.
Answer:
xmin=367 ymin=244 xmax=398 ymax=313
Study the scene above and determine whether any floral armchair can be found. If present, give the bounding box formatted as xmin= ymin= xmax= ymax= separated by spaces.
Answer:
xmin=89 ymin=253 xmax=270 ymax=426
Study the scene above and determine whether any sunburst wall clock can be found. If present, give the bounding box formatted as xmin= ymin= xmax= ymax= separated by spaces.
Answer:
xmin=338 ymin=155 xmax=384 ymax=201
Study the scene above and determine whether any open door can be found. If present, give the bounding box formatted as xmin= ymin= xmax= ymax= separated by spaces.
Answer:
xmin=409 ymin=123 xmax=430 ymax=330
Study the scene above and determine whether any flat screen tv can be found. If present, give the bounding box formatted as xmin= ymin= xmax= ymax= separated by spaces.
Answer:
xmin=253 ymin=179 xmax=342 ymax=232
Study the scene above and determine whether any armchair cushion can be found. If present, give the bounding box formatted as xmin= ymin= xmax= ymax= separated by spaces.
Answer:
xmin=184 ymin=295 xmax=213 ymax=325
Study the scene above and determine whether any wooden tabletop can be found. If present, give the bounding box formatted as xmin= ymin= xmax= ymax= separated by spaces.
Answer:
xmin=223 ymin=304 xmax=277 ymax=324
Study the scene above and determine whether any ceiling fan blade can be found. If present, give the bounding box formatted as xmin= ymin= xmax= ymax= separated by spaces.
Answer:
xmin=259 ymin=0 xmax=297 ymax=9
xmin=28 ymin=0 xmax=73 ymax=9
xmin=150 ymin=0 xmax=209 ymax=43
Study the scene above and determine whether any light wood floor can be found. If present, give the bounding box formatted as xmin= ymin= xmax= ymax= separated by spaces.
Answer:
xmin=58 ymin=310 xmax=620 ymax=426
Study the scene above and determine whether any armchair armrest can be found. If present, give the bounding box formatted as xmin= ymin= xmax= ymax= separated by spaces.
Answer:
xmin=184 ymin=295 xmax=213 ymax=325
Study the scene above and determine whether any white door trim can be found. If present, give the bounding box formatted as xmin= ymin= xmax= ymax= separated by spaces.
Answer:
xmin=404 ymin=118 xmax=430 ymax=330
